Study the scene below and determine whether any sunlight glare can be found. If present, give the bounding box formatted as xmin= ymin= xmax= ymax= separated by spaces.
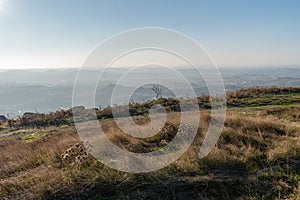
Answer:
xmin=0 ymin=0 xmax=10 ymax=17
xmin=0 ymin=0 xmax=4 ymax=9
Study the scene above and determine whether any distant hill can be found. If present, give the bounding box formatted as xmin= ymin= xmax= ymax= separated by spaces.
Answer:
xmin=0 ymin=67 xmax=299 ymax=117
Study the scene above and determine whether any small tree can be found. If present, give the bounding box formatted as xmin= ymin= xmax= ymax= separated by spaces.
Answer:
xmin=151 ymin=84 xmax=162 ymax=99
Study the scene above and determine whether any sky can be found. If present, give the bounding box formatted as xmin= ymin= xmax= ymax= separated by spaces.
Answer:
xmin=0 ymin=0 xmax=299 ymax=69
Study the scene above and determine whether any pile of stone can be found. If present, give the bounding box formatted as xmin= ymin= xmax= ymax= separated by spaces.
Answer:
xmin=61 ymin=142 xmax=90 ymax=166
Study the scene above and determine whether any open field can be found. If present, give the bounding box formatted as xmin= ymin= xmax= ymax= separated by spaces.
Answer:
xmin=0 ymin=88 xmax=299 ymax=199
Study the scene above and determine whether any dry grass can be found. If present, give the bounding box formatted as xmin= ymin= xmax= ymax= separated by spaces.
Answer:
xmin=0 ymin=106 xmax=299 ymax=199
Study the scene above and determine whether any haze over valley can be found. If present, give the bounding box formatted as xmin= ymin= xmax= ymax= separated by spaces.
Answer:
xmin=0 ymin=66 xmax=299 ymax=117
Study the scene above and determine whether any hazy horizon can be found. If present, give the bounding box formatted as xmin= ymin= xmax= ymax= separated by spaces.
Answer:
xmin=0 ymin=65 xmax=300 ymax=71
xmin=0 ymin=66 xmax=299 ymax=118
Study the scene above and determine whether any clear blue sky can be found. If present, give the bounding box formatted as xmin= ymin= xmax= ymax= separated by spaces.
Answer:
xmin=0 ymin=0 xmax=299 ymax=68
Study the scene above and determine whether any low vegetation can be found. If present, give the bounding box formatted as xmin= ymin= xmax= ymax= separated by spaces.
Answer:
xmin=4 ymin=86 xmax=300 ymax=130
xmin=0 ymin=87 xmax=299 ymax=199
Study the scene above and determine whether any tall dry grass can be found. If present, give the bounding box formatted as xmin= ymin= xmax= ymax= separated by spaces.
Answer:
xmin=0 ymin=106 xmax=299 ymax=199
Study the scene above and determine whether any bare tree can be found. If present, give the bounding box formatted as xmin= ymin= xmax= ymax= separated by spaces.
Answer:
xmin=151 ymin=84 xmax=162 ymax=99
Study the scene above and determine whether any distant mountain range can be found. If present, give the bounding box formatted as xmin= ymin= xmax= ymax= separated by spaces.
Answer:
xmin=0 ymin=66 xmax=299 ymax=118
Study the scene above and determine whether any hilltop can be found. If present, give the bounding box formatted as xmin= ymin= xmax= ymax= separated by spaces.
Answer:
xmin=0 ymin=87 xmax=299 ymax=199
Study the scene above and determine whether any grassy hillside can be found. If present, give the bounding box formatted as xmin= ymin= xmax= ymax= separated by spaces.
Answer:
xmin=0 ymin=87 xmax=299 ymax=199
